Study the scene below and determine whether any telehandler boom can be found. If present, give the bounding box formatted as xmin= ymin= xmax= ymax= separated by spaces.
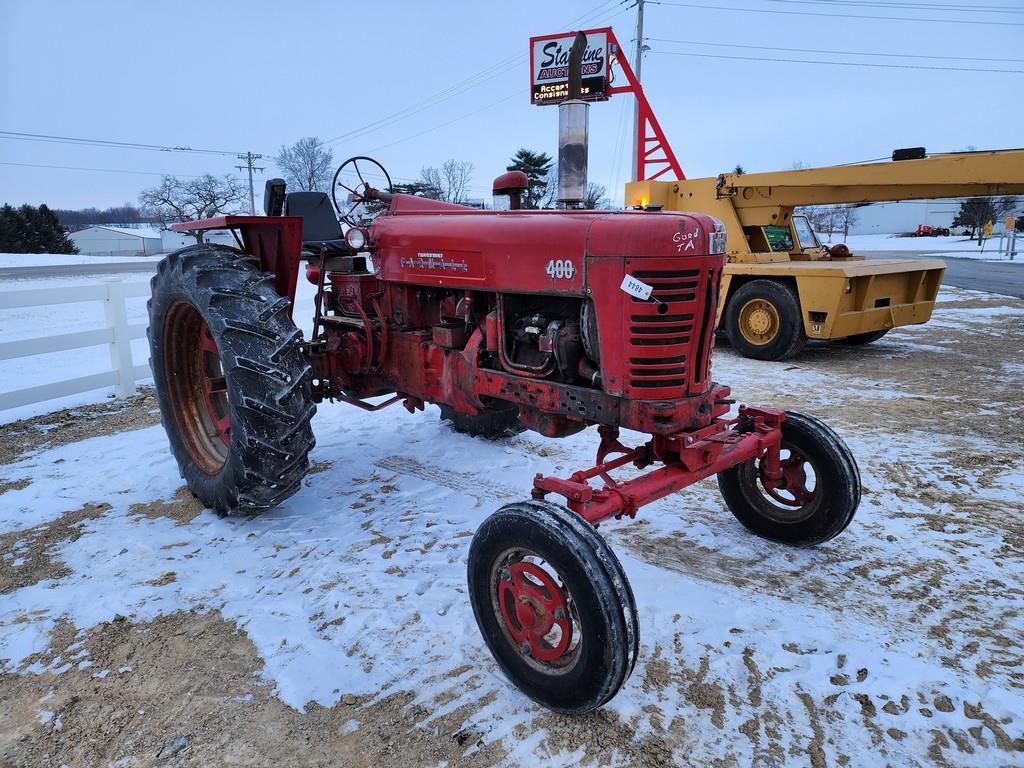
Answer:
xmin=627 ymin=149 xmax=1024 ymax=359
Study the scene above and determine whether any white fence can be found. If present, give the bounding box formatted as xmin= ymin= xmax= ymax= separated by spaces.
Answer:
xmin=0 ymin=281 xmax=151 ymax=411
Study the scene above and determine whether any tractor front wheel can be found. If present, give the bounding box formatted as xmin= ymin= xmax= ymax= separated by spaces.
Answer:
xmin=148 ymin=245 xmax=316 ymax=515
xmin=716 ymin=412 xmax=859 ymax=547
xmin=724 ymin=280 xmax=806 ymax=361
xmin=468 ymin=500 xmax=638 ymax=713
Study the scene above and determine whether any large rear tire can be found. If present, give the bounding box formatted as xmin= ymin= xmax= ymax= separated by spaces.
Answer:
xmin=724 ymin=279 xmax=806 ymax=361
xmin=148 ymin=245 xmax=316 ymax=515
xmin=468 ymin=500 xmax=639 ymax=714
xmin=716 ymin=412 xmax=859 ymax=547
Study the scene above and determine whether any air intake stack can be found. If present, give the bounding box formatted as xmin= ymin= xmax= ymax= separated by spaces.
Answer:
xmin=557 ymin=32 xmax=589 ymax=207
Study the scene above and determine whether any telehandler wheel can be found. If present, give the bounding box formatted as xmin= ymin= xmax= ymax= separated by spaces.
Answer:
xmin=724 ymin=280 xmax=806 ymax=361
xmin=716 ymin=412 xmax=860 ymax=547
xmin=468 ymin=500 xmax=639 ymax=714
xmin=837 ymin=329 xmax=889 ymax=346
xmin=148 ymin=245 xmax=316 ymax=516
xmin=438 ymin=405 xmax=523 ymax=439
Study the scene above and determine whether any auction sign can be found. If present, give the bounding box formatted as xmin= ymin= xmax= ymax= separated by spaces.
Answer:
xmin=530 ymin=29 xmax=610 ymax=105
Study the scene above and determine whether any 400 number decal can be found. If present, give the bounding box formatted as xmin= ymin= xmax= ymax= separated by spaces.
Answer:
xmin=545 ymin=259 xmax=577 ymax=279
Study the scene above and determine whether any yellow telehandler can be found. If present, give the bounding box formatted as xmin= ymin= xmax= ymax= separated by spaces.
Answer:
xmin=627 ymin=149 xmax=1024 ymax=360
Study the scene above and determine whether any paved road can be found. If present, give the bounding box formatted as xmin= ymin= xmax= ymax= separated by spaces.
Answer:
xmin=867 ymin=251 xmax=1024 ymax=299
xmin=0 ymin=262 xmax=158 ymax=280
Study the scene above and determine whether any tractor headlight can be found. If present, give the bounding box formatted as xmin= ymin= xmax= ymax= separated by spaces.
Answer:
xmin=709 ymin=226 xmax=727 ymax=255
xmin=345 ymin=227 xmax=368 ymax=251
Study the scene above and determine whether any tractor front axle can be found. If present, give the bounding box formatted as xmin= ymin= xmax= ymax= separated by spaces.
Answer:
xmin=532 ymin=406 xmax=785 ymax=525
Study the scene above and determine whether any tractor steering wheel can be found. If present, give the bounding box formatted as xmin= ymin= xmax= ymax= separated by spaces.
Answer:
xmin=331 ymin=156 xmax=394 ymax=228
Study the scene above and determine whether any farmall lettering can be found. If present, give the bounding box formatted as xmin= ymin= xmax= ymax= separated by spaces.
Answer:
xmin=530 ymin=29 xmax=609 ymax=105
xmin=401 ymin=252 xmax=470 ymax=273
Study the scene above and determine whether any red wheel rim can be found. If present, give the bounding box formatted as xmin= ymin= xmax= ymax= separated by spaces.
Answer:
xmin=760 ymin=446 xmax=817 ymax=508
xmin=162 ymin=301 xmax=231 ymax=475
xmin=496 ymin=559 xmax=575 ymax=665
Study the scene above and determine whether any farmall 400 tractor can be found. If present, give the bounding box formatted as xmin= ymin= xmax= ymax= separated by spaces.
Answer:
xmin=148 ymin=38 xmax=859 ymax=713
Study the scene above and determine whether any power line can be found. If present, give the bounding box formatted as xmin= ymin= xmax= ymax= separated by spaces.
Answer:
xmin=649 ymin=48 xmax=1024 ymax=72
xmin=650 ymin=0 xmax=1024 ymax=25
xmin=323 ymin=0 xmax=629 ymax=148
xmin=0 ymin=160 xmax=217 ymax=178
xmin=647 ymin=36 xmax=1024 ymax=62
xmin=766 ymin=0 xmax=1024 ymax=13
xmin=0 ymin=130 xmax=256 ymax=156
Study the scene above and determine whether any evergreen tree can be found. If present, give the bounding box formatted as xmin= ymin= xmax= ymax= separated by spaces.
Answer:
xmin=506 ymin=149 xmax=554 ymax=209
xmin=0 ymin=203 xmax=77 ymax=254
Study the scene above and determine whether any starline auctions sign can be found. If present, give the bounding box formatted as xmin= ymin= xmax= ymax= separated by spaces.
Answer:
xmin=530 ymin=29 xmax=611 ymax=105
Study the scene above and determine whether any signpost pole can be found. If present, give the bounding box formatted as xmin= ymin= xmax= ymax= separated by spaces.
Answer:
xmin=630 ymin=0 xmax=645 ymax=183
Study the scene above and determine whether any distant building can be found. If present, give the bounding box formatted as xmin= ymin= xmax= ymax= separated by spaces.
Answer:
xmin=69 ymin=225 xmax=162 ymax=256
xmin=847 ymin=200 xmax=961 ymax=236
xmin=160 ymin=229 xmax=238 ymax=251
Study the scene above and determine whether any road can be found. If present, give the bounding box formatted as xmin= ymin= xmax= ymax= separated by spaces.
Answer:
xmin=868 ymin=251 xmax=1024 ymax=299
xmin=0 ymin=262 xmax=158 ymax=280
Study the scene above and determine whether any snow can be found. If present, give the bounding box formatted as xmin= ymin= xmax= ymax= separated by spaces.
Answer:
xmin=76 ymin=226 xmax=163 ymax=240
xmin=0 ymin=252 xmax=156 ymax=268
xmin=0 ymin=272 xmax=153 ymax=424
xmin=819 ymin=233 xmax=1021 ymax=262
xmin=0 ymin=272 xmax=1021 ymax=764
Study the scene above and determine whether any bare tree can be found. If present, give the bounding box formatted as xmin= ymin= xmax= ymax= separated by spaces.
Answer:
xmin=275 ymin=137 xmax=334 ymax=192
xmin=419 ymin=159 xmax=474 ymax=204
xmin=584 ymin=182 xmax=611 ymax=209
xmin=836 ymin=205 xmax=859 ymax=239
xmin=952 ymin=196 xmax=1017 ymax=241
xmin=139 ymin=174 xmax=246 ymax=244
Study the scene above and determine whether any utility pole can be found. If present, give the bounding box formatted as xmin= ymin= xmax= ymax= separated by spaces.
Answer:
xmin=630 ymin=0 xmax=645 ymax=182
xmin=235 ymin=151 xmax=265 ymax=215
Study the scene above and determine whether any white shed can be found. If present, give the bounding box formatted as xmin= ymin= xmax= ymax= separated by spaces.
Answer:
xmin=160 ymin=229 xmax=239 ymax=251
xmin=70 ymin=225 xmax=162 ymax=256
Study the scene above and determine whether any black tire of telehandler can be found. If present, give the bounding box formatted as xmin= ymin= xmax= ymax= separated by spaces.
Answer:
xmin=468 ymin=500 xmax=639 ymax=714
xmin=724 ymin=280 xmax=806 ymax=361
xmin=837 ymin=329 xmax=889 ymax=346
xmin=438 ymin=404 xmax=523 ymax=439
xmin=717 ymin=411 xmax=860 ymax=547
xmin=148 ymin=245 xmax=316 ymax=516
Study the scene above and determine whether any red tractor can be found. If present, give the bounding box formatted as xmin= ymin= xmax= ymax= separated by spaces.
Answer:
xmin=148 ymin=157 xmax=860 ymax=714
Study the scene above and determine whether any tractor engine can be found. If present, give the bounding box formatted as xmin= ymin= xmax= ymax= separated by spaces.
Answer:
xmin=311 ymin=192 xmax=729 ymax=439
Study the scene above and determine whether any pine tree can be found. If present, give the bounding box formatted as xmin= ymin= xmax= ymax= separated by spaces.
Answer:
xmin=0 ymin=204 xmax=77 ymax=253
xmin=506 ymin=149 xmax=554 ymax=209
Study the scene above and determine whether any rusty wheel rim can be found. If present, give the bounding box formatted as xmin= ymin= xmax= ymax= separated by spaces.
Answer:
xmin=489 ymin=548 xmax=582 ymax=674
xmin=162 ymin=301 xmax=230 ymax=475
xmin=745 ymin=442 xmax=820 ymax=524
xmin=738 ymin=298 xmax=781 ymax=346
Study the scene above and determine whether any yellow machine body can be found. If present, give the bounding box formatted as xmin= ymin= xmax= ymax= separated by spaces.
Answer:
xmin=627 ymin=150 xmax=1024 ymax=346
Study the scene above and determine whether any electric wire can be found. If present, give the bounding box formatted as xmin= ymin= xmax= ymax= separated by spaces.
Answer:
xmin=650 ymin=0 xmax=1024 ymax=25
xmin=646 ymin=36 xmax=1024 ymax=63
xmin=649 ymin=48 xmax=1024 ymax=73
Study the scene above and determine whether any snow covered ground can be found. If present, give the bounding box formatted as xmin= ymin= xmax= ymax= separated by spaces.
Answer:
xmin=819 ymin=234 xmax=1020 ymax=262
xmin=0 ymin=252 xmax=156 ymax=268
xmin=0 ymin=279 xmax=1022 ymax=765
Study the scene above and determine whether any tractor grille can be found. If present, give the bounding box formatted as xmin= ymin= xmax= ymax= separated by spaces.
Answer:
xmin=626 ymin=260 xmax=721 ymax=398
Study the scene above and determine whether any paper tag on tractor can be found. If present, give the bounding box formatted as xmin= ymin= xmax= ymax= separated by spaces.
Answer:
xmin=620 ymin=274 xmax=654 ymax=301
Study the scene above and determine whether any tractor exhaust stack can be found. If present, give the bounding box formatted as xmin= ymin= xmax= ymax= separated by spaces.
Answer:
xmin=558 ymin=32 xmax=589 ymax=207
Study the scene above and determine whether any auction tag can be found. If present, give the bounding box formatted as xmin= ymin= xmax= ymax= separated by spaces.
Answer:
xmin=620 ymin=274 xmax=654 ymax=301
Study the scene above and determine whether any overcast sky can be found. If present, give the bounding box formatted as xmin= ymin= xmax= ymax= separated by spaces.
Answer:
xmin=1 ymin=0 xmax=1021 ymax=211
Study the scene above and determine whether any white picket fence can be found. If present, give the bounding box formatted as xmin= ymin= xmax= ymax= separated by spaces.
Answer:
xmin=0 ymin=281 xmax=151 ymax=411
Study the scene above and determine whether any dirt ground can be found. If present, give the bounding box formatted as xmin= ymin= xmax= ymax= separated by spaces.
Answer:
xmin=1 ymin=288 xmax=1022 ymax=767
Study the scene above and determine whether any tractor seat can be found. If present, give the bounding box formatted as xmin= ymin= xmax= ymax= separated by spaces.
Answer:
xmin=283 ymin=191 xmax=347 ymax=255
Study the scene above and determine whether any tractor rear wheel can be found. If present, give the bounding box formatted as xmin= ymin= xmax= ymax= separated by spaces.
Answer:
xmin=837 ymin=329 xmax=889 ymax=346
xmin=438 ymin=404 xmax=523 ymax=439
xmin=716 ymin=411 xmax=859 ymax=547
xmin=148 ymin=245 xmax=316 ymax=516
xmin=724 ymin=280 xmax=806 ymax=361
xmin=468 ymin=500 xmax=638 ymax=713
